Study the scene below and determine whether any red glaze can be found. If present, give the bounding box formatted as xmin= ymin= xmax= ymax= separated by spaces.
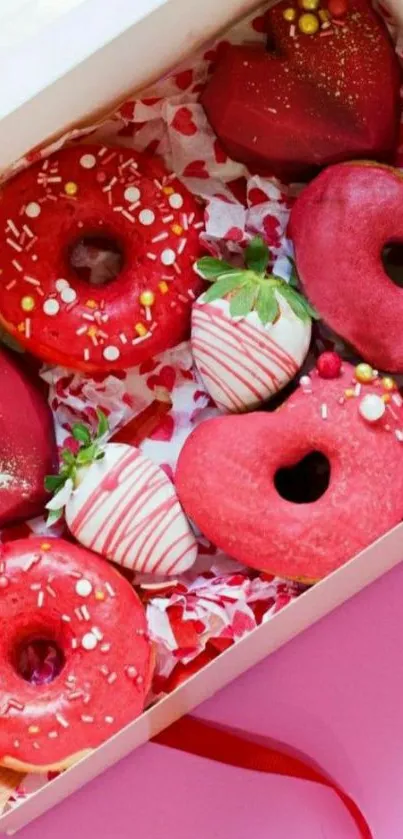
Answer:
xmin=0 ymin=348 xmax=56 ymax=526
xmin=0 ymin=145 xmax=204 ymax=371
xmin=316 ymin=351 xmax=342 ymax=379
xmin=0 ymin=538 xmax=153 ymax=771
xmin=176 ymin=363 xmax=403 ymax=581
xmin=201 ymin=0 xmax=400 ymax=181
xmin=290 ymin=162 xmax=403 ymax=371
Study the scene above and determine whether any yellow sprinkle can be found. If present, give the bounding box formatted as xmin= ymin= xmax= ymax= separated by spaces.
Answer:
xmin=344 ymin=388 xmax=355 ymax=399
xmin=171 ymin=224 xmax=183 ymax=236
xmin=381 ymin=376 xmax=396 ymax=393
xmin=135 ymin=322 xmax=147 ymax=337
xmin=87 ymin=326 xmax=98 ymax=338
xmin=319 ymin=8 xmax=329 ymax=20
xmin=95 ymin=590 xmax=105 ymax=601
xmin=28 ymin=725 xmax=40 ymax=735
xmin=163 ymin=186 xmax=175 ymax=195
xmin=158 ymin=281 xmax=169 ymax=294
xmin=40 ymin=543 xmax=51 ymax=551
xmin=21 ymin=295 xmax=35 ymax=312
xmin=85 ymin=299 xmax=98 ymax=310
xmin=283 ymin=6 xmax=296 ymax=20
xmin=139 ymin=290 xmax=155 ymax=307
xmin=64 ymin=181 xmax=78 ymax=196
xmin=382 ymin=393 xmax=391 ymax=404
xmin=17 ymin=322 xmax=25 ymax=333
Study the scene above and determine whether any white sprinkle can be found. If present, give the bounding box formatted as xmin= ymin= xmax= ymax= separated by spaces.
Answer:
xmin=82 ymin=313 xmax=95 ymax=322
xmin=24 ymin=275 xmax=40 ymax=286
xmin=61 ymin=614 xmax=71 ymax=622
xmin=25 ymin=318 xmax=31 ymax=339
xmin=12 ymin=259 xmax=23 ymax=272
xmin=161 ymin=248 xmax=176 ymax=266
xmin=71 ymin=638 xmax=79 ymax=649
xmin=75 ymin=578 xmax=93 ymax=598
xmin=102 ymin=176 xmax=117 ymax=192
xmin=7 ymin=219 xmax=19 ymax=237
xmin=392 ymin=393 xmax=403 ymax=407
xmin=173 ymin=261 xmax=181 ymax=275
xmin=126 ymin=666 xmax=138 ymax=678
xmin=33 ymin=742 xmax=40 ymax=750
xmin=181 ymin=213 xmax=189 ymax=230
xmin=177 ymin=238 xmax=187 ymax=255
xmin=98 ymin=146 xmax=107 ymax=157
xmin=119 ymin=333 xmax=128 ymax=344
xmin=121 ymin=209 xmax=135 ymax=223
xmin=107 ymin=672 xmax=117 ymax=685
xmin=395 ymin=429 xmax=403 ymax=441
xmin=46 ymin=584 xmax=56 ymax=597
xmin=81 ymin=605 xmax=91 ymax=621
xmin=43 ymin=298 xmax=60 ymax=316
xmin=169 ymin=193 xmax=184 ymax=209
xmin=82 ymin=632 xmax=97 ymax=651
xmin=124 ymin=186 xmax=141 ymax=203
xmin=354 ymin=383 xmax=362 ymax=397
xmin=99 ymin=665 xmax=109 ymax=676
xmin=136 ymin=628 xmax=146 ymax=636
xmin=67 ymin=691 xmax=84 ymax=701
xmin=101 ymin=151 xmax=117 ymax=166
xmin=83 ymin=348 xmax=90 ymax=362
xmin=146 ymin=252 xmax=157 ymax=261
xmin=136 ymin=675 xmax=144 ymax=686
xmin=56 ymin=713 xmax=69 ymax=728
xmin=91 ymin=626 xmax=103 ymax=641
xmin=23 ymin=224 xmax=34 ymax=239
xmin=81 ymin=715 xmax=94 ymax=723
xmin=6 ymin=237 xmax=22 ymax=252
xmin=55 ymin=278 xmax=69 ymax=292
xmin=48 ymin=731 xmax=58 ymax=739
xmin=74 ymin=607 xmax=83 ymax=621
xmin=139 ymin=209 xmax=155 ymax=226
xmin=80 ymin=153 xmax=97 ymax=169
xmin=61 ymin=287 xmax=77 ymax=304
xmin=128 ymin=200 xmax=141 ymax=212
xmin=188 ymin=212 xmax=195 ymax=225
xmin=13 ymin=740 xmax=20 ymax=749
xmin=194 ymin=221 xmax=204 ymax=230
xmin=145 ymin=306 xmax=152 ymax=321
xmin=76 ymin=325 xmax=87 ymax=336
xmin=37 ymin=591 xmax=44 ymax=607
xmin=152 ymin=231 xmax=168 ymax=243
xmin=100 ymin=643 xmax=111 ymax=653
xmin=47 ymin=176 xmax=62 ymax=183
xmin=105 ymin=716 xmax=114 ymax=724
xmin=25 ymin=202 xmax=41 ymax=218
xmin=321 ymin=403 xmax=328 ymax=420
xmin=162 ymin=214 xmax=174 ymax=223
xmin=132 ymin=333 xmax=151 ymax=345
xmin=290 ymin=23 xmax=296 ymax=36
xmin=120 ymin=157 xmax=134 ymax=170
xmin=5 ymin=280 xmax=16 ymax=290
xmin=103 ymin=345 xmax=120 ymax=362
xmin=105 ymin=582 xmax=115 ymax=597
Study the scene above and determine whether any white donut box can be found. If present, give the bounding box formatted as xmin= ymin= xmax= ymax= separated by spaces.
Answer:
xmin=1 ymin=0 xmax=403 ymax=832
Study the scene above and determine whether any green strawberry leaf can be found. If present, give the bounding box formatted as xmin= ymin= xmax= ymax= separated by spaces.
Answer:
xmin=278 ymin=284 xmax=319 ymax=321
xmin=245 ymin=236 xmax=270 ymax=274
xmin=256 ymin=285 xmax=279 ymax=325
xmin=61 ymin=449 xmax=75 ymax=467
xmin=46 ymin=508 xmax=64 ymax=528
xmin=72 ymin=423 xmax=92 ymax=445
xmin=76 ymin=443 xmax=98 ymax=466
xmin=44 ymin=474 xmax=67 ymax=493
xmin=229 ymin=283 xmax=257 ymax=318
xmin=288 ymin=258 xmax=299 ymax=289
xmin=195 ymin=256 xmax=236 ymax=280
xmin=96 ymin=410 xmax=109 ymax=439
xmin=203 ymin=272 xmax=249 ymax=303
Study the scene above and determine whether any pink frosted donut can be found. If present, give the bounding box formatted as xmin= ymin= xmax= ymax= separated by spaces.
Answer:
xmin=0 ymin=538 xmax=153 ymax=772
xmin=176 ymin=363 xmax=403 ymax=580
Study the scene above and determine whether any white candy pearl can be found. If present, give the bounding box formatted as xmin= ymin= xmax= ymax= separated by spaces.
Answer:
xmin=75 ymin=579 xmax=93 ymax=597
xmin=25 ymin=202 xmax=41 ymax=218
xmin=139 ymin=209 xmax=155 ymax=226
xmin=61 ymin=287 xmax=77 ymax=304
xmin=82 ymin=632 xmax=97 ymax=651
xmin=169 ymin=193 xmax=183 ymax=209
xmin=124 ymin=186 xmax=140 ymax=203
xmin=43 ymin=299 xmax=60 ymax=316
xmin=80 ymin=154 xmax=96 ymax=169
xmin=161 ymin=248 xmax=176 ymax=266
xmin=359 ymin=394 xmax=385 ymax=423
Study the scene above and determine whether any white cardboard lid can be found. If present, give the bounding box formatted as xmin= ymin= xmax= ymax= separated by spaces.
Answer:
xmin=0 ymin=0 xmax=259 ymax=173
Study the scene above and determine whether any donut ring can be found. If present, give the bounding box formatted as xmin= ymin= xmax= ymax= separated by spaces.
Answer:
xmin=0 ymin=145 xmax=204 ymax=371
xmin=176 ymin=362 xmax=403 ymax=580
xmin=290 ymin=162 xmax=403 ymax=372
xmin=0 ymin=538 xmax=153 ymax=772
xmin=0 ymin=347 xmax=57 ymax=526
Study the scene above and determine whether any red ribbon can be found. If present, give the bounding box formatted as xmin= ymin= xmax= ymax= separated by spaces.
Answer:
xmin=153 ymin=716 xmax=372 ymax=839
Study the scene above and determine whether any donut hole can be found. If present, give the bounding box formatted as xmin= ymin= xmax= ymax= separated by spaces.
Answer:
xmin=274 ymin=450 xmax=330 ymax=504
xmin=69 ymin=234 xmax=124 ymax=286
xmin=381 ymin=241 xmax=403 ymax=288
xmin=14 ymin=637 xmax=65 ymax=686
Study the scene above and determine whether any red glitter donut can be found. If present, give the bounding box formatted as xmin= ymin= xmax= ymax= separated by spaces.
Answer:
xmin=0 ymin=538 xmax=153 ymax=772
xmin=176 ymin=362 xmax=403 ymax=581
xmin=0 ymin=145 xmax=204 ymax=371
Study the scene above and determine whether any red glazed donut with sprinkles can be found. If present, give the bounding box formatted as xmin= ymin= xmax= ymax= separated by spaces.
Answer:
xmin=0 ymin=145 xmax=205 ymax=371
xmin=0 ymin=538 xmax=153 ymax=772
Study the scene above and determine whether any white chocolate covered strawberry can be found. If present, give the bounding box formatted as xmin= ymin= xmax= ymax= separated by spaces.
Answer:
xmin=45 ymin=414 xmax=197 ymax=576
xmin=192 ymin=238 xmax=313 ymax=413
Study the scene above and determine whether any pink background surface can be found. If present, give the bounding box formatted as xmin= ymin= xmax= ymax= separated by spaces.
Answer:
xmin=16 ymin=561 xmax=403 ymax=839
